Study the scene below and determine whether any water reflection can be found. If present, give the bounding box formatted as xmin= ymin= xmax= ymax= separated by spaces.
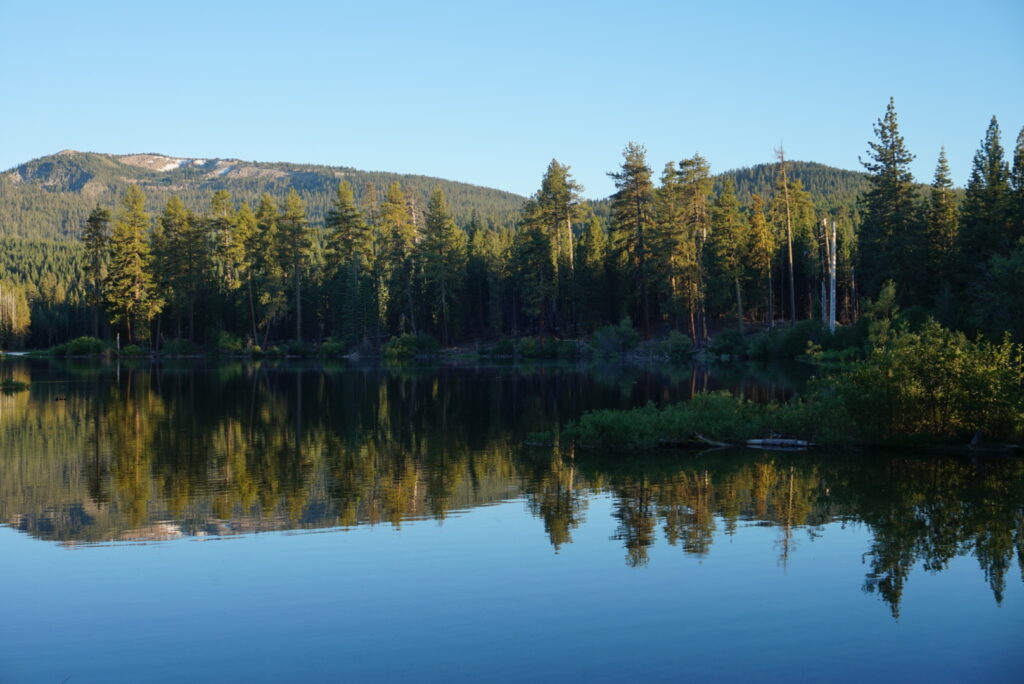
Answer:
xmin=0 ymin=358 xmax=1021 ymax=619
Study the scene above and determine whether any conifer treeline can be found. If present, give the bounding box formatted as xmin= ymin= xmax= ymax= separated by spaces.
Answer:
xmin=3 ymin=100 xmax=1023 ymax=349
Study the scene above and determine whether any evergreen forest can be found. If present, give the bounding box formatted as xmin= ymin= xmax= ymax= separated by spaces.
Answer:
xmin=1 ymin=99 xmax=1022 ymax=353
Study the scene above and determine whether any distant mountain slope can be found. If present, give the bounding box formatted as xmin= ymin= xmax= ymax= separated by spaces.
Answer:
xmin=719 ymin=161 xmax=871 ymax=211
xmin=0 ymin=151 xmax=527 ymax=240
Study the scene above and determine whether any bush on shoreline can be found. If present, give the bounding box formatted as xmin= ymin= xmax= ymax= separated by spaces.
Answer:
xmin=570 ymin=319 xmax=1024 ymax=449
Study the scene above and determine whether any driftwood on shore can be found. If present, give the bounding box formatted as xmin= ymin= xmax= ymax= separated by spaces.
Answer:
xmin=746 ymin=438 xmax=815 ymax=450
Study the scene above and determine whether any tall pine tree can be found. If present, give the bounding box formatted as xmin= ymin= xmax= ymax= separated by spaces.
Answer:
xmin=608 ymin=143 xmax=656 ymax=336
xmin=105 ymin=185 xmax=162 ymax=343
xmin=858 ymin=98 xmax=921 ymax=303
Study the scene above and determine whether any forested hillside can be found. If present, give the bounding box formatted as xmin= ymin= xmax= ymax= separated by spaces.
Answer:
xmin=0 ymin=151 xmax=526 ymax=240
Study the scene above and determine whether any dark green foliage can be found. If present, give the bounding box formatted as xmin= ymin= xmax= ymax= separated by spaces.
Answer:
xmin=609 ymin=143 xmax=657 ymax=336
xmin=709 ymin=328 xmax=747 ymax=356
xmin=858 ymin=98 xmax=924 ymax=303
xmin=661 ymin=330 xmax=694 ymax=362
xmin=970 ymin=238 xmax=1024 ymax=341
xmin=382 ymin=332 xmax=440 ymax=359
xmin=161 ymin=338 xmax=198 ymax=356
xmin=590 ymin=318 xmax=640 ymax=358
xmin=827 ymin=319 xmax=1024 ymax=442
xmin=50 ymin=336 xmax=107 ymax=356
xmin=119 ymin=344 xmax=146 ymax=357
xmin=320 ymin=340 xmax=349 ymax=357
xmin=0 ymin=378 xmax=29 ymax=393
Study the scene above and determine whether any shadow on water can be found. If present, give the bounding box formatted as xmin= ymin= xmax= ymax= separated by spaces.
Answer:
xmin=1 ymin=356 xmax=1021 ymax=618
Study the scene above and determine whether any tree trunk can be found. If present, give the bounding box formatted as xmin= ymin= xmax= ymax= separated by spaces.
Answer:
xmin=735 ymin=276 xmax=744 ymax=333
xmin=295 ymin=266 xmax=302 ymax=343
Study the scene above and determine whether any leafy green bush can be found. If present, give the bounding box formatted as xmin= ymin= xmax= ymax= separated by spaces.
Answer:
xmin=162 ymin=338 xmax=197 ymax=356
xmin=556 ymin=340 xmax=581 ymax=359
xmin=591 ymin=317 xmax=640 ymax=359
xmin=488 ymin=338 xmax=515 ymax=356
xmin=285 ymin=340 xmax=316 ymax=357
xmin=661 ymin=330 xmax=694 ymax=362
xmin=52 ymin=336 xmax=106 ymax=356
xmin=516 ymin=337 xmax=563 ymax=359
xmin=746 ymin=331 xmax=777 ymax=359
xmin=515 ymin=337 xmax=537 ymax=358
xmin=119 ymin=344 xmax=146 ymax=357
xmin=824 ymin=319 xmax=1024 ymax=442
xmin=382 ymin=333 xmax=439 ymax=359
xmin=320 ymin=340 xmax=348 ymax=357
xmin=709 ymin=328 xmax=747 ymax=357
xmin=570 ymin=319 xmax=1024 ymax=448
xmin=773 ymin=320 xmax=824 ymax=358
xmin=212 ymin=331 xmax=243 ymax=355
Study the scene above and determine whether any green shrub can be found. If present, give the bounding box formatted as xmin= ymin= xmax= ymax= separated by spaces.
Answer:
xmin=661 ymin=330 xmax=694 ymax=362
xmin=212 ymin=331 xmax=243 ymax=355
xmin=162 ymin=338 xmax=196 ymax=356
xmin=285 ymin=340 xmax=316 ymax=357
xmin=710 ymin=328 xmax=747 ymax=357
xmin=591 ymin=317 xmax=640 ymax=359
xmin=52 ymin=336 xmax=106 ymax=356
xmin=119 ymin=344 xmax=146 ymax=357
xmin=823 ymin=319 xmax=1024 ymax=442
xmin=320 ymin=340 xmax=348 ymax=357
xmin=382 ymin=333 xmax=439 ymax=360
xmin=556 ymin=340 xmax=581 ymax=359
xmin=488 ymin=338 xmax=515 ymax=356
xmin=515 ymin=337 xmax=538 ymax=358
xmin=746 ymin=331 xmax=777 ymax=359
xmin=774 ymin=320 xmax=823 ymax=358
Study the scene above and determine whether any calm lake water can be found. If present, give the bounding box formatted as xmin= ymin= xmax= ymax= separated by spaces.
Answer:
xmin=0 ymin=358 xmax=1021 ymax=682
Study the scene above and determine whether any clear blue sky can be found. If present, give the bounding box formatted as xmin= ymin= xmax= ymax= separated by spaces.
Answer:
xmin=2 ymin=0 xmax=1021 ymax=198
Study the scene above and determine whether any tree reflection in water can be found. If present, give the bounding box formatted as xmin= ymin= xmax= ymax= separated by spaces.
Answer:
xmin=0 ymin=358 xmax=1021 ymax=618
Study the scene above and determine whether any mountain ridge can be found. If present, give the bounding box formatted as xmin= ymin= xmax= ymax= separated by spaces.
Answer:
xmin=1 ymin=150 xmax=874 ymax=241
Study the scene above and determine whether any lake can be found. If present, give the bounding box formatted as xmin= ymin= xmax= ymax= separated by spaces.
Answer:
xmin=0 ymin=358 xmax=1021 ymax=682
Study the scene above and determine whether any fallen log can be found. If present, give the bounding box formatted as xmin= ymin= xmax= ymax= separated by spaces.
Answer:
xmin=746 ymin=438 xmax=815 ymax=449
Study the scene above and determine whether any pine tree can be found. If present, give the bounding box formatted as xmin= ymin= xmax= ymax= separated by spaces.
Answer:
xmin=748 ymin=194 xmax=775 ymax=327
xmin=574 ymin=206 xmax=610 ymax=333
xmin=774 ymin=146 xmax=798 ymax=325
xmin=378 ymin=182 xmax=418 ymax=334
xmin=324 ymin=181 xmax=371 ymax=344
xmin=532 ymin=160 xmax=582 ymax=333
xmin=677 ymin=155 xmax=714 ymax=342
xmin=708 ymin=178 xmax=748 ymax=331
xmin=1011 ymin=126 xmax=1024 ymax=240
xmin=419 ymin=189 xmax=467 ymax=345
xmin=278 ymin=189 xmax=310 ymax=342
xmin=510 ymin=217 xmax=554 ymax=337
xmin=961 ymin=116 xmax=1013 ymax=279
xmin=924 ymin=148 xmax=959 ymax=291
xmin=156 ymin=196 xmax=208 ymax=341
xmin=608 ymin=143 xmax=656 ymax=336
xmin=105 ymin=184 xmax=162 ymax=343
xmin=232 ymin=202 xmax=259 ymax=344
xmin=858 ymin=98 xmax=921 ymax=302
xmin=252 ymin=193 xmax=286 ymax=347
xmin=82 ymin=205 xmax=111 ymax=338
